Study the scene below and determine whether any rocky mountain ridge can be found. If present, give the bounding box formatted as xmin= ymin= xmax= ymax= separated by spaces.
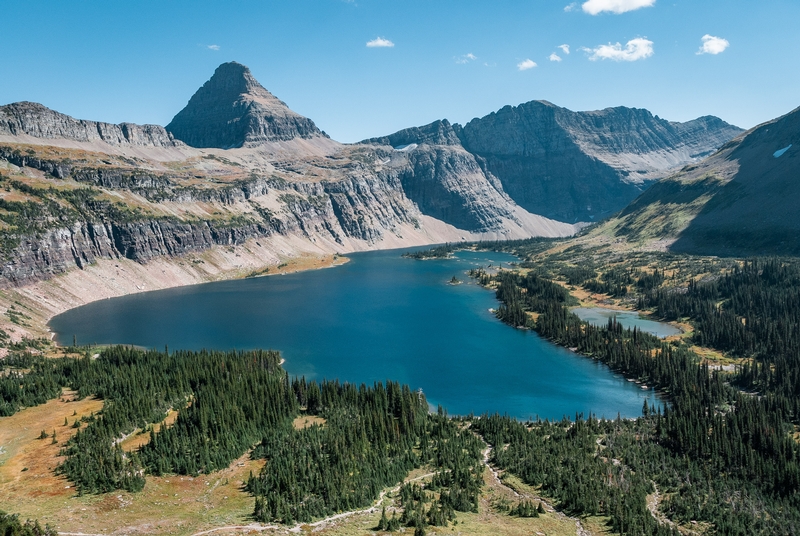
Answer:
xmin=0 ymin=101 xmax=182 ymax=148
xmin=365 ymin=100 xmax=743 ymax=222
xmin=0 ymin=61 xmax=745 ymax=288
xmin=0 ymin=135 xmax=573 ymax=287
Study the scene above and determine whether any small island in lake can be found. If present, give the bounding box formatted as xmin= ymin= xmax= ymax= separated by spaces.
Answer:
xmin=401 ymin=243 xmax=460 ymax=260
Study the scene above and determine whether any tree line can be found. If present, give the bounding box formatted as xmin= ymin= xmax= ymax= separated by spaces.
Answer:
xmin=0 ymin=347 xmax=483 ymax=529
xmin=479 ymin=263 xmax=800 ymax=534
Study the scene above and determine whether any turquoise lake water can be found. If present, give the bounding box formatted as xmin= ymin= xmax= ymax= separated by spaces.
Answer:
xmin=572 ymin=307 xmax=682 ymax=338
xmin=49 ymin=248 xmax=658 ymax=420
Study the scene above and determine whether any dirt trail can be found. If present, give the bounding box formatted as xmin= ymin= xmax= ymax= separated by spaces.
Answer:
xmin=51 ymin=427 xmax=591 ymax=536
xmin=478 ymin=435 xmax=591 ymax=536
xmin=188 ymin=471 xmax=437 ymax=536
xmin=646 ymin=480 xmax=701 ymax=536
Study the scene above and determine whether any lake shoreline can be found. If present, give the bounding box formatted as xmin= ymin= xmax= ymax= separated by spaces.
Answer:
xmin=0 ymin=239 xmax=351 ymax=352
xmin=571 ymin=306 xmax=684 ymax=338
xmin=48 ymin=248 xmax=657 ymax=419
xmin=560 ymin=281 xmax=688 ymax=338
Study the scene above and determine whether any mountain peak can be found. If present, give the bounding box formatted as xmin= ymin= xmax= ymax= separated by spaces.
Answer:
xmin=166 ymin=62 xmax=325 ymax=149
xmin=205 ymin=61 xmax=261 ymax=94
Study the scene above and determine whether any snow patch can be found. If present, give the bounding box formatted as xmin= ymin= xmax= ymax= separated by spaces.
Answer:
xmin=393 ymin=143 xmax=418 ymax=152
xmin=773 ymin=144 xmax=792 ymax=158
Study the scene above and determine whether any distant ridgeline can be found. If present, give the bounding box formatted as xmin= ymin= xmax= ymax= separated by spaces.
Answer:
xmin=472 ymin=248 xmax=800 ymax=534
xmin=602 ymin=104 xmax=800 ymax=256
xmin=0 ymin=347 xmax=483 ymax=528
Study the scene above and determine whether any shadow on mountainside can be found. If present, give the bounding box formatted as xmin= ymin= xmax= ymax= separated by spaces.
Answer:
xmin=671 ymin=108 xmax=800 ymax=257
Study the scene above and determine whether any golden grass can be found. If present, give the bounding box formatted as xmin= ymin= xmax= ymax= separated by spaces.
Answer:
xmin=292 ymin=415 xmax=326 ymax=430
xmin=261 ymin=253 xmax=349 ymax=277
xmin=118 ymin=408 xmax=181 ymax=452
xmin=0 ymin=390 xmax=103 ymax=515
xmin=0 ymin=392 xmax=266 ymax=535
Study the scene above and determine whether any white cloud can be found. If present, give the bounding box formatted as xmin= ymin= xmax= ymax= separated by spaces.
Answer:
xmin=366 ymin=37 xmax=394 ymax=48
xmin=549 ymin=53 xmax=562 ymax=62
xmin=564 ymin=2 xmax=578 ymax=11
xmin=558 ymin=44 xmax=570 ymax=54
xmin=456 ymin=53 xmax=477 ymax=64
xmin=207 ymin=44 xmax=220 ymax=51
xmin=697 ymin=34 xmax=729 ymax=55
xmin=585 ymin=37 xmax=654 ymax=61
xmin=582 ymin=0 xmax=656 ymax=15
xmin=517 ymin=59 xmax=537 ymax=71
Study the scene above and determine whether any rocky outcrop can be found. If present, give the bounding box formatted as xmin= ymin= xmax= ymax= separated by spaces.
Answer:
xmin=166 ymin=62 xmax=325 ymax=148
xmin=382 ymin=145 xmax=516 ymax=232
xmin=364 ymin=119 xmax=462 ymax=148
xmin=361 ymin=121 xmax=519 ymax=233
xmin=0 ymin=218 xmax=275 ymax=286
xmin=364 ymin=101 xmax=743 ymax=223
xmin=0 ymin=102 xmax=182 ymax=147
xmin=0 ymin=145 xmax=429 ymax=286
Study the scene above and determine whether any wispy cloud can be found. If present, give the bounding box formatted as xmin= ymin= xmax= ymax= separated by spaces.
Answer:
xmin=584 ymin=37 xmax=654 ymax=61
xmin=207 ymin=44 xmax=220 ymax=51
xmin=517 ymin=59 xmax=537 ymax=71
xmin=549 ymin=53 xmax=563 ymax=62
xmin=697 ymin=34 xmax=729 ymax=55
xmin=456 ymin=53 xmax=477 ymax=64
xmin=564 ymin=3 xmax=579 ymax=12
xmin=582 ymin=0 xmax=656 ymax=15
xmin=366 ymin=37 xmax=394 ymax=48
xmin=558 ymin=44 xmax=570 ymax=54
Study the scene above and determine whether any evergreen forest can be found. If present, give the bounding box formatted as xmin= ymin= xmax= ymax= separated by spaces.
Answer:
xmin=0 ymin=347 xmax=483 ymax=532
xmin=472 ymin=251 xmax=800 ymax=534
xmin=2 ymin=244 xmax=800 ymax=534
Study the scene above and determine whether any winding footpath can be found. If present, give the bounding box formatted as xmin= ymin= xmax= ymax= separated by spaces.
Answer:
xmin=61 ymin=435 xmax=594 ymax=536
xmin=478 ymin=434 xmax=591 ymax=536
xmin=187 ymin=471 xmax=437 ymax=536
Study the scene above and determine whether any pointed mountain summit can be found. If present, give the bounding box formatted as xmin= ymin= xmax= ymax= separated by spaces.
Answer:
xmin=166 ymin=62 xmax=325 ymax=148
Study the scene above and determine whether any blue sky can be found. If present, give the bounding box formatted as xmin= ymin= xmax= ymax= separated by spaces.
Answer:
xmin=1 ymin=0 xmax=798 ymax=142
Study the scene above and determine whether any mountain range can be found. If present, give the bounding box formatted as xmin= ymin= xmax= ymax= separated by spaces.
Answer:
xmin=0 ymin=61 xmax=749 ymax=288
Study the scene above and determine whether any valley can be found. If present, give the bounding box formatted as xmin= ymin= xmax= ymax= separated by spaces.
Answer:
xmin=4 ymin=240 xmax=799 ymax=535
xmin=1 ymin=57 xmax=799 ymax=536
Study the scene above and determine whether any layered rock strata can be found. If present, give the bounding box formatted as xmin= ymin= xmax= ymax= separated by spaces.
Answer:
xmin=365 ymin=101 xmax=743 ymax=222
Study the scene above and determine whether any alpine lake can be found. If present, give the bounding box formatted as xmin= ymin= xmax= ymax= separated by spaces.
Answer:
xmin=50 ymin=248 xmax=668 ymax=420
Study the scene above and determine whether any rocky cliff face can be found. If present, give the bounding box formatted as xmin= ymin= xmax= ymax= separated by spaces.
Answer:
xmin=365 ymin=119 xmax=462 ymax=148
xmin=604 ymin=105 xmax=800 ymax=256
xmin=166 ymin=62 xmax=325 ymax=148
xmin=0 ymin=101 xmax=181 ymax=147
xmin=365 ymin=101 xmax=743 ymax=223
xmin=0 ymin=137 xmax=577 ymax=287
xmin=384 ymin=145 xmax=515 ymax=232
